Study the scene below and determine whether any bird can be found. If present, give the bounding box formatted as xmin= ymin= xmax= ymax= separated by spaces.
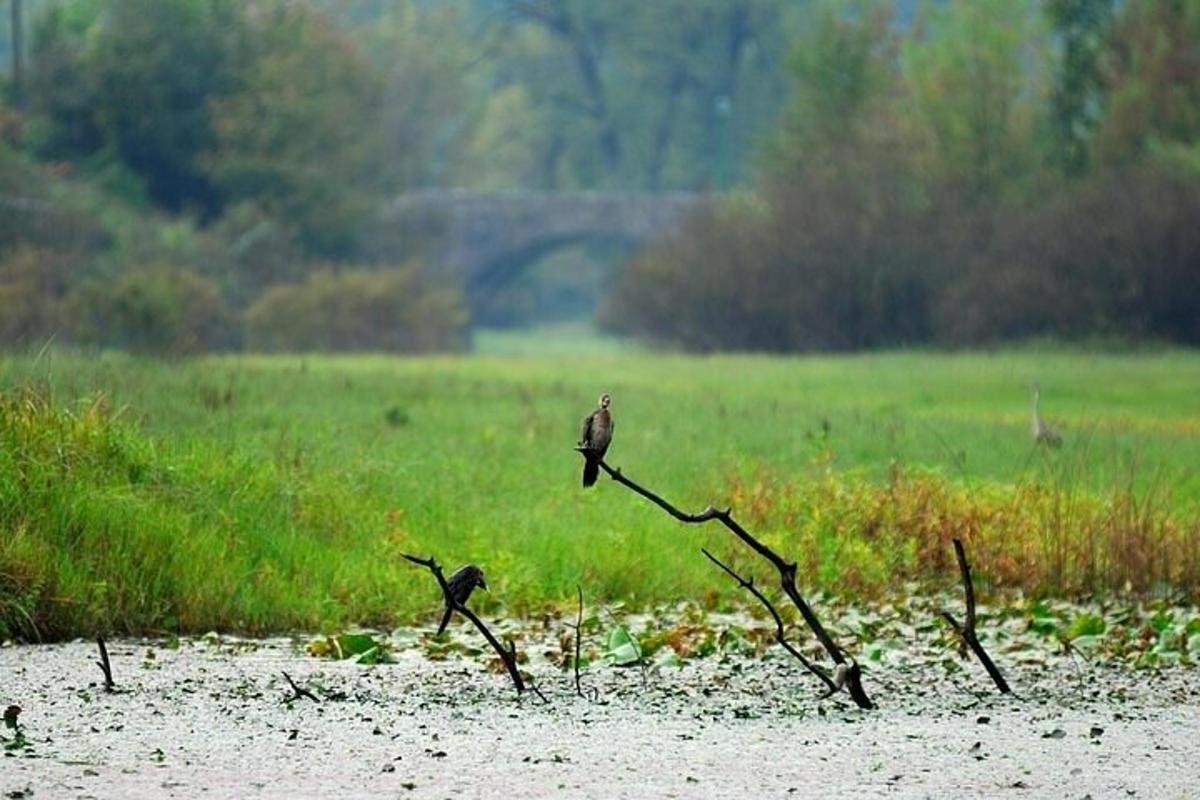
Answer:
xmin=435 ymin=564 xmax=487 ymax=636
xmin=1030 ymin=382 xmax=1062 ymax=448
xmin=578 ymin=392 xmax=613 ymax=488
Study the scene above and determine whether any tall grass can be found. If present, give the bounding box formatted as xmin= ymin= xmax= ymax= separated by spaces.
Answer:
xmin=1 ymin=349 xmax=1199 ymax=640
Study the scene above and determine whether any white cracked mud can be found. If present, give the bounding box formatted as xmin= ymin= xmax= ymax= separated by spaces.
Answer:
xmin=2 ymin=636 xmax=1197 ymax=799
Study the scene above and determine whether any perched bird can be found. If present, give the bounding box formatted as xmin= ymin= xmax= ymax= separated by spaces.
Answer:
xmin=578 ymin=392 xmax=613 ymax=488
xmin=1031 ymin=382 xmax=1062 ymax=448
xmin=435 ymin=564 xmax=487 ymax=636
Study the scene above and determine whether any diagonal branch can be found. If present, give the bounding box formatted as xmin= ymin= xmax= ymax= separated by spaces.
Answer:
xmin=941 ymin=539 xmax=1010 ymax=694
xmin=701 ymin=549 xmax=836 ymax=694
xmin=403 ymin=553 xmax=540 ymax=699
xmin=582 ymin=451 xmax=874 ymax=709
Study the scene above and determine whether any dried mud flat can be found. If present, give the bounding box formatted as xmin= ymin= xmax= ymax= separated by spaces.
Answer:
xmin=2 ymin=635 xmax=1197 ymax=800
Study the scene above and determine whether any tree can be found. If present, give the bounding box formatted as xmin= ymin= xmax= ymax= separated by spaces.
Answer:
xmin=1045 ymin=0 xmax=1116 ymax=175
xmin=205 ymin=2 xmax=388 ymax=255
xmin=1091 ymin=0 xmax=1200 ymax=168
xmin=86 ymin=0 xmax=241 ymax=213
xmin=902 ymin=0 xmax=1052 ymax=198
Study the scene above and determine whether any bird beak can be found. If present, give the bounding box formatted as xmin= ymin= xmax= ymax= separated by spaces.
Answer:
xmin=479 ymin=577 xmax=489 ymax=592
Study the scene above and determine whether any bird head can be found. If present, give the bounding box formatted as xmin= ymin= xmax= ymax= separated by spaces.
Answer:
xmin=475 ymin=569 xmax=488 ymax=592
xmin=599 ymin=392 xmax=611 ymax=409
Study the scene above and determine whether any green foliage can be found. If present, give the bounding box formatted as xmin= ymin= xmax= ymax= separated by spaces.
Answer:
xmin=204 ymin=2 xmax=388 ymax=255
xmin=244 ymin=266 xmax=468 ymax=353
xmin=902 ymin=0 xmax=1052 ymax=196
xmin=1090 ymin=0 xmax=1200 ymax=167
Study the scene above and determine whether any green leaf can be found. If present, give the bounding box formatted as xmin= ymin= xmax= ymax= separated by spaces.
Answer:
xmin=604 ymin=626 xmax=643 ymax=666
xmin=1067 ymin=613 xmax=1105 ymax=640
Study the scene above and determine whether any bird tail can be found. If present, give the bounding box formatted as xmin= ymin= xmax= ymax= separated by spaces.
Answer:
xmin=582 ymin=456 xmax=599 ymax=488
xmin=435 ymin=605 xmax=453 ymax=636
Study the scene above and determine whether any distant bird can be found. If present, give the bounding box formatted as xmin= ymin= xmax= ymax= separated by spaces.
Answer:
xmin=435 ymin=564 xmax=487 ymax=636
xmin=1031 ymin=382 xmax=1062 ymax=448
xmin=578 ymin=392 xmax=613 ymax=488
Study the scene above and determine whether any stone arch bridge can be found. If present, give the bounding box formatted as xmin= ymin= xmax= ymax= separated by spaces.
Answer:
xmin=371 ymin=189 xmax=708 ymax=309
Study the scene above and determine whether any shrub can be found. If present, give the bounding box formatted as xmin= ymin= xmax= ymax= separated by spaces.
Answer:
xmin=0 ymin=246 xmax=79 ymax=348
xmin=602 ymin=155 xmax=958 ymax=352
xmin=244 ymin=265 xmax=468 ymax=353
xmin=68 ymin=266 xmax=236 ymax=355
xmin=940 ymin=167 xmax=1200 ymax=344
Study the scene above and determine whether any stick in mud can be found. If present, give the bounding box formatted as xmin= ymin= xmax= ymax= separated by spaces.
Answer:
xmin=940 ymin=538 xmax=1011 ymax=694
xmin=95 ymin=637 xmax=114 ymax=692
xmin=403 ymin=553 xmax=546 ymax=701
xmin=701 ymin=549 xmax=838 ymax=695
xmin=568 ymin=585 xmax=597 ymax=701
xmin=281 ymin=671 xmax=320 ymax=703
xmin=581 ymin=452 xmax=874 ymax=709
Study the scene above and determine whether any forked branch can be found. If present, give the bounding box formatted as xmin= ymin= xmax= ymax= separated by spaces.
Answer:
xmin=95 ymin=637 xmax=115 ymax=692
xmin=404 ymin=553 xmax=543 ymax=700
xmin=702 ymin=549 xmax=836 ymax=694
xmin=941 ymin=539 xmax=1011 ymax=694
xmin=582 ymin=452 xmax=873 ymax=709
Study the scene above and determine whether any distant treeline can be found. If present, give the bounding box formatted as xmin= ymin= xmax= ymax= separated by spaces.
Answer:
xmin=2 ymin=0 xmax=1198 ymax=353
xmin=604 ymin=0 xmax=1200 ymax=350
xmin=0 ymin=0 xmax=814 ymax=352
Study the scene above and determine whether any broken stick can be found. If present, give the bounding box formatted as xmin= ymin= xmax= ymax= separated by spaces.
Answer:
xmin=95 ymin=637 xmax=114 ymax=692
xmin=404 ymin=553 xmax=545 ymax=701
xmin=941 ymin=538 xmax=1011 ymax=694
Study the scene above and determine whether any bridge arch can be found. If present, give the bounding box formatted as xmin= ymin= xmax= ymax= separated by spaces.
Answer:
xmin=374 ymin=189 xmax=709 ymax=314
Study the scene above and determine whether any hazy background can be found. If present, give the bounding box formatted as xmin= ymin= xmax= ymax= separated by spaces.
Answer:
xmin=1 ymin=0 xmax=1197 ymax=354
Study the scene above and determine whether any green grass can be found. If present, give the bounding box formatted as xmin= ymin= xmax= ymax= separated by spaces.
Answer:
xmin=2 ymin=347 xmax=1199 ymax=640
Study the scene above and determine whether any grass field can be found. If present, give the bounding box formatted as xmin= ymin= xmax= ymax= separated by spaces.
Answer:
xmin=2 ymin=346 xmax=1199 ymax=640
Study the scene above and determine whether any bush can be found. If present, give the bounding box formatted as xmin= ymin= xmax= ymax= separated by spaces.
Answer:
xmin=941 ymin=167 xmax=1200 ymax=345
xmin=69 ymin=266 xmax=236 ymax=355
xmin=602 ymin=154 xmax=958 ymax=352
xmin=0 ymin=246 xmax=80 ymax=347
xmin=245 ymin=265 xmax=468 ymax=353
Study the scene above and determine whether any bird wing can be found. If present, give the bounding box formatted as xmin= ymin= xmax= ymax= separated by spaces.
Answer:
xmin=580 ymin=411 xmax=595 ymax=448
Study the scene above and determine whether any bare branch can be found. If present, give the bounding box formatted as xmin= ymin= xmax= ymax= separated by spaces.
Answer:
xmin=404 ymin=553 xmax=542 ymax=699
xmin=95 ymin=637 xmax=114 ymax=692
xmin=942 ymin=539 xmax=1011 ymax=694
xmin=583 ymin=453 xmax=874 ymax=709
xmin=281 ymin=671 xmax=320 ymax=703
xmin=701 ymin=549 xmax=836 ymax=694
xmin=567 ymin=584 xmax=598 ymax=701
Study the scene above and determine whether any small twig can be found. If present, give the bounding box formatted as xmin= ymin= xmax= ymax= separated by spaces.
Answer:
xmin=404 ymin=553 xmax=544 ymax=700
xmin=702 ymin=549 xmax=836 ymax=694
xmin=568 ymin=584 xmax=598 ymax=701
xmin=941 ymin=539 xmax=1011 ymax=694
xmin=95 ymin=637 xmax=115 ymax=692
xmin=582 ymin=453 xmax=874 ymax=709
xmin=281 ymin=671 xmax=320 ymax=703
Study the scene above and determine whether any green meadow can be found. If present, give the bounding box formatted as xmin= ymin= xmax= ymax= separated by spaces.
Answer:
xmin=2 ymin=346 xmax=1199 ymax=640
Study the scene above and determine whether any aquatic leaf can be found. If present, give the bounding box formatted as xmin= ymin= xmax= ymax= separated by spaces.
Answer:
xmin=604 ymin=626 xmax=643 ymax=666
xmin=1067 ymin=613 xmax=1105 ymax=639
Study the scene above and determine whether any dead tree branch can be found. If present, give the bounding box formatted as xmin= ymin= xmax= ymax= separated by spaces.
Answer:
xmin=281 ymin=671 xmax=320 ymax=703
xmin=567 ymin=584 xmax=597 ymax=701
xmin=404 ymin=553 xmax=541 ymax=700
xmin=583 ymin=452 xmax=873 ymax=709
xmin=95 ymin=637 xmax=114 ymax=692
xmin=701 ymin=549 xmax=836 ymax=694
xmin=941 ymin=539 xmax=1011 ymax=694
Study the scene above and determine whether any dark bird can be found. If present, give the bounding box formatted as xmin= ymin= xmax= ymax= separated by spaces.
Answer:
xmin=1031 ymin=382 xmax=1062 ymax=448
xmin=435 ymin=564 xmax=487 ymax=636
xmin=578 ymin=392 xmax=613 ymax=488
